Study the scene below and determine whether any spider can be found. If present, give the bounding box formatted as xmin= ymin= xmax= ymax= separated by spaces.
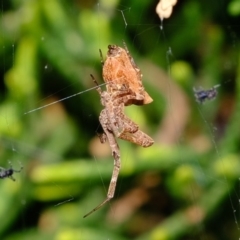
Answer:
xmin=0 ymin=162 xmax=23 ymax=181
xmin=98 ymin=43 xmax=153 ymax=146
xmin=193 ymin=84 xmax=220 ymax=103
xmin=83 ymin=44 xmax=154 ymax=218
xmin=83 ymin=76 xmax=154 ymax=218
xmin=100 ymin=43 xmax=153 ymax=106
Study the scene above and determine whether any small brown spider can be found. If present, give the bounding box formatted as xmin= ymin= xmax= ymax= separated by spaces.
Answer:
xmin=83 ymin=44 xmax=154 ymax=218
xmin=100 ymin=43 xmax=153 ymax=106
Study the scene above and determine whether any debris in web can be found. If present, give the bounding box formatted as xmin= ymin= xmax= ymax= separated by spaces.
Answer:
xmin=193 ymin=84 xmax=221 ymax=104
xmin=0 ymin=161 xmax=23 ymax=181
xmin=156 ymin=0 xmax=177 ymax=21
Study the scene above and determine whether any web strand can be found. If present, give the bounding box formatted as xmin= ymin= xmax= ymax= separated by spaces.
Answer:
xmin=24 ymin=83 xmax=107 ymax=114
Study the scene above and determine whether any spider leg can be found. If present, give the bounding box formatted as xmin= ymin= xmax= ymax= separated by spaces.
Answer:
xmin=83 ymin=148 xmax=120 ymax=218
xmin=90 ymin=74 xmax=102 ymax=95
xmin=123 ymin=41 xmax=138 ymax=69
xmin=118 ymin=129 xmax=154 ymax=147
xmin=84 ymin=110 xmax=121 ymax=218
xmin=99 ymin=49 xmax=104 ymax=66
xmin=97 ymin=132 xmax=107 ymax=144
xmin=13 ymin=166 xmax=23 ymax=173
xmin=9 ymin=160 xmax=23 ymax=173
xmin=112 ymin=102 xmax=139 ymax=134
xmin=118 ymin=115 xmax=139 ymax=134
xmin=8 ymin=175 xmax=16 ymax=181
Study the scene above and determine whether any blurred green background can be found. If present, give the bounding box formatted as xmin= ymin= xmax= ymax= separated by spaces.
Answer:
xmin=0 ymin=0 xmax=240 ymax=239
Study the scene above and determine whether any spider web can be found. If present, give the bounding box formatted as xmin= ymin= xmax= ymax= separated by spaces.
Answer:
xmin=0 ymin=0 xmax=239 ymax=239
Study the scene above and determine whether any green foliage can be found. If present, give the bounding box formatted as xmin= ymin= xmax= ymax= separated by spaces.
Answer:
xmin=0 ymin=0 xmax=239 ymax=239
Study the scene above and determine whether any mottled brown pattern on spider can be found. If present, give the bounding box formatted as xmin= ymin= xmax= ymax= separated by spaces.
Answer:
xmin=99 ymin=88 xmax=154 ymax=148
xmin=102 ymin=43 xmax=153 ymax=106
